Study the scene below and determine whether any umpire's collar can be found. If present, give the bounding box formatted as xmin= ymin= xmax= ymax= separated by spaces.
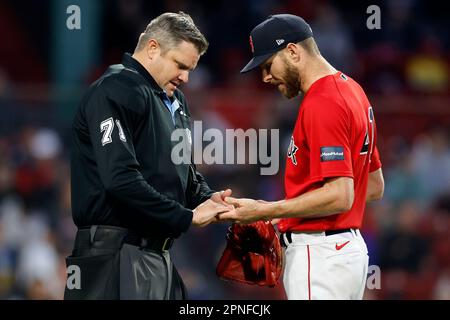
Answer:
xmin=121 ymin=53 xmax=164 ymax=94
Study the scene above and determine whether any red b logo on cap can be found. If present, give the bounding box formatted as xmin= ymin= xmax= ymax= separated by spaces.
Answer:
xmin=249 ymin=35 xmax=254 ymax=53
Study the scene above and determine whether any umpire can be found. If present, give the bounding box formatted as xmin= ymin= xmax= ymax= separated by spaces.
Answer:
xmin=65 ymin=12 xmax=232 ymax=300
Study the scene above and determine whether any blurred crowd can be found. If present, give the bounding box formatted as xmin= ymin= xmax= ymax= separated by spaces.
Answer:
xmin=0 ymin=0 xmax=449 ymax=299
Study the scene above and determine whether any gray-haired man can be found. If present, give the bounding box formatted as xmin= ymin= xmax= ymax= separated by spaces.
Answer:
xmin=66 ymin=12 xmax=233 ymax=300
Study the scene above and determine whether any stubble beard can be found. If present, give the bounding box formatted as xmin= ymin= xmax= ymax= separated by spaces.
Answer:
xmin=281 ymin=59 xmax=301 ymax=99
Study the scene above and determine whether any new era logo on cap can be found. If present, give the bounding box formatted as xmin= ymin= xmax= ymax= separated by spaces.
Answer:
xmin=276 ymin=39 xmax=285 ymax=45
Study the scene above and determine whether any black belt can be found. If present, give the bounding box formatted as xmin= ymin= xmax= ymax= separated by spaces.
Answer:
xmin=124 ymin=230 xmax=174 ymax=251
xmin=281 ymin=228 xmax=353 ymax=247
xmin=76 ymin=225 xmax=174 ymax=252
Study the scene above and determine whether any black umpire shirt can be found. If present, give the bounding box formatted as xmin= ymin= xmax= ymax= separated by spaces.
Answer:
xmin=71 ymin=53 xmax=214 ymax=238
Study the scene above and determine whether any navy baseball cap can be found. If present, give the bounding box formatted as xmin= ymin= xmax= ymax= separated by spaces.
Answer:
xmin=240 ymin=14 xmax=313 ymax=73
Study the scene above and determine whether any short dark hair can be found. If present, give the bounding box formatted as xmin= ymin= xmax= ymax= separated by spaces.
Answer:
xmin=297 ymin=37 xmax=321 ymax=56
xmin=135 ymin=11 xmax=209 ymax=55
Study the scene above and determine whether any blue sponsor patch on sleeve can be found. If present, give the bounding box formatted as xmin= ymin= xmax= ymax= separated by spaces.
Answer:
xmin=320 ymin=146 xmax=344 ymax=162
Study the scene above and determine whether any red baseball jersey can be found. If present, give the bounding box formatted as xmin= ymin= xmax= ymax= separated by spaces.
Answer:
xmin=278 ymin=72 xmax=381 ymax=233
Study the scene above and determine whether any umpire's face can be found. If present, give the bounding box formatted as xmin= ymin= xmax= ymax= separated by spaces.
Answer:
xmin=150 ymin=40 xmax=200 ymax=97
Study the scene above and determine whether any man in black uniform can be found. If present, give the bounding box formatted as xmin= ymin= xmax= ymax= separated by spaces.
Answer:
xmin=65 ymin=12 xmax=232 ymax=300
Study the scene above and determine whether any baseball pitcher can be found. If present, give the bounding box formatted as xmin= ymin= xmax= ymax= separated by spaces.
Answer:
xmin=219 ymin=14 xmax=385 ymax=300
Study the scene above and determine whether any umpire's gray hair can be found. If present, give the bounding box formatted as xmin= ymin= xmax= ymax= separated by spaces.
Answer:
xmin=134 ymin=11 xmax=209 ymax=55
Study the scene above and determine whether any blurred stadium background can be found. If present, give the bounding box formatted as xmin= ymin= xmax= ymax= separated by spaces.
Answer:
xmin=0 ymin=0 xmax=449 ymax=299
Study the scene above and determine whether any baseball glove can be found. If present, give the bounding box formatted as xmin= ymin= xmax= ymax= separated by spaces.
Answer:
xmin=216 ymin=221 xmax=283 ymax=287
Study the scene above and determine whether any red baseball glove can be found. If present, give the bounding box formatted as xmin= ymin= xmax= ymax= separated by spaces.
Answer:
xmin=216 ymin=221 xmax=283 ymax=287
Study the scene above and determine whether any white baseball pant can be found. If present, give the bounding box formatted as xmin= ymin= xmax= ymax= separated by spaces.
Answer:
xmin=282 ymin=229 xmax=369 ymax=300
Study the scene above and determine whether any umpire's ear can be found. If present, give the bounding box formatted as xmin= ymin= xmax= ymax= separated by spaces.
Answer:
xmin=146 ymin=39 xmax=161 ymax=60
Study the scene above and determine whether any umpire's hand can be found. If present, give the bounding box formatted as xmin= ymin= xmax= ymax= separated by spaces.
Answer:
xmin=192 ymin=199 xmax=234 ymax=227
xmin=210 ymin=189 xmax=233 ymax=206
